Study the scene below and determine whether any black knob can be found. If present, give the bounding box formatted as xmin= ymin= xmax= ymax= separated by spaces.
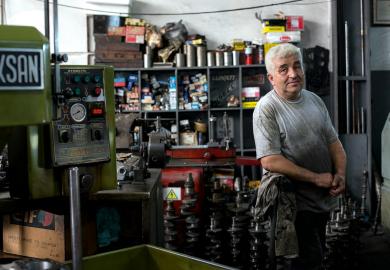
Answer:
xmin=80 ymin=174 xmax=93 ymax=193
xmin=60 ymin=130 xmax=70 ymax=143
xmin=62 ymin=87 xmax=73 ymax=98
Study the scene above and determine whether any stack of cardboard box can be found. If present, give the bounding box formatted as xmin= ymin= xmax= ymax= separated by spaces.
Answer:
xmin=93 ymin=15 xmax=144 ymax=68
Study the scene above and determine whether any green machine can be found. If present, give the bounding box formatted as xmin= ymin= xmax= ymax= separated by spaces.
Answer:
xmin=0 ymin=25 xmax=116 ymax=199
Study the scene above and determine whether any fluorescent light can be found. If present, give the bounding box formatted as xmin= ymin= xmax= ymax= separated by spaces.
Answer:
xmin=86 ymin=0 xmax=132 ymax=6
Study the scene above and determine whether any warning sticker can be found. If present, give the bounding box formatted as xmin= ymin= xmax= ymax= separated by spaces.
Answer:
xmin=163 ymin=187 xmax=181 ymax=201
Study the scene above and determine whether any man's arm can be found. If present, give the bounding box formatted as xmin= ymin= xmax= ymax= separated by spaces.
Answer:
xmin=260 ymin=154 xmax=333 ymax=188
xmin=328 ymin=139 xmax=347 ymax=196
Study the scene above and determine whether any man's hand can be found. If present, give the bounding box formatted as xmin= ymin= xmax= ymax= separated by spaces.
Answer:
xmin=313 ymin=173 xmax=333 ymax=188
xmin=329 ymin=174 xmax=345 ymax=196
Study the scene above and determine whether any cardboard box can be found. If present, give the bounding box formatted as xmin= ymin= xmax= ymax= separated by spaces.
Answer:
xmin=107 ymin=26 xmax=126 ymax=36
xmin=265 ymin=31 xmax=301 ymax=44
xmin=125 ymin=26 xmax=145 ymax=35
xmin=286 ymin=16 xmax=304 ymax=31
xmin=3 ymin=210 xmax=96 ymax=262
xmin=125 ymin=34 xmax=145 ymax=44
xmin=95 ymin=50 xmax=143 ymax=61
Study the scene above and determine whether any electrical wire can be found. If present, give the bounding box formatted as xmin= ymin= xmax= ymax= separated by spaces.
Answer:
xmin=34 ymin=0 xmax=332 ymax=16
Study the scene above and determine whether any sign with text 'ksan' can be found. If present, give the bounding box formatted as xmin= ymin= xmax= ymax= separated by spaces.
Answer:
xmin=0 ymin=48 xmax=43 ymax=90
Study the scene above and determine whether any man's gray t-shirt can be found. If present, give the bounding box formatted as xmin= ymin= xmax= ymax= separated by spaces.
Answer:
xmin=253 ymin=89 xmax=338 ymax=213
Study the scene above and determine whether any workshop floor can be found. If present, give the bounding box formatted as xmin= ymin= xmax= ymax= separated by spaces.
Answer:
xmin=356 ymin=228 xmax=390 ymax=270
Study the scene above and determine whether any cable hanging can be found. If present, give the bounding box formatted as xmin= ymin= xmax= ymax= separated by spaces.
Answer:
xmin=34 ymin=0 xmax=331 ymax=16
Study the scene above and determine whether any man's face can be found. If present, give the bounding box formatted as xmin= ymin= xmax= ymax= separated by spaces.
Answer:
xmin=267 ymin=54 xmax=304 ymax=100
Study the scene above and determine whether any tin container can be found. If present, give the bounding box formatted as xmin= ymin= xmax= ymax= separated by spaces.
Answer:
xmin=175 ymin=53 xmax=185 ymax=67
xmin=215 ymin=51 xmax=224 ymax=66
xmin=232 ymin=51 xmax=240 ymax=66
xmin=196 ymin=46 xmax=207 ymax=67
xmin=224 ymin=51 xmax=232 ymax=66
xmin=207 ymin=52 xmax=215 ymax=66
xmin=143 ymin=53 xmax=152 ymax=68
xmin=185 ymin=45 xmax=196 ymax=67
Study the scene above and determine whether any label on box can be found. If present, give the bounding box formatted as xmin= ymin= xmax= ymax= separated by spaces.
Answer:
xmin=107 ymin=26 xmax=126 ymax=36
xmin=125 ymin=34 xmax=145 ymax=44
xmin=242 ymin=87 xmax=260 ymax=98
xmin=125 ymin=26 xmax=145 ymax=35
xmin=286 ymin=16 xmax=304 ymax=31
xmin=265 ymin=31 xmax=301 ymax=44
xmin=3 ymin=210 xmax=66 ymax=261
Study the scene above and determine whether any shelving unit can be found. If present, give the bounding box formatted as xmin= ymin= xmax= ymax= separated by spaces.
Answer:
xmin=333 ymin=0 xmax=373 ymax=214
xmin=114 ymin=64 xmax=272 ymax=155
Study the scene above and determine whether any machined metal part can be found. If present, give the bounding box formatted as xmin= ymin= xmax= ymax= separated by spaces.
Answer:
xmin=164 ymin=200 xmax=178 ymax=250
xmin=324 ymin=196 xmax=363 ymax=270
xmin=69 ymin=167 xmax=82 ymax=270
xmin=361 ymin=170 xmax=368 ymax=216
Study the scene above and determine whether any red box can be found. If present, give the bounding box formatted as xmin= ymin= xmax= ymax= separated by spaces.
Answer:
xmin=125 ymin=26 xmax=145 ymax=35
xmin=286 ymin=16 xmax=304 ymax=31
xmin=107 ymin=26 xmax=126 ymax=36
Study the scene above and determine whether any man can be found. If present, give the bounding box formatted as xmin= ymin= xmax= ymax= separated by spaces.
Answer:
xmin=252 ymin=43 xmax=346 ymax=270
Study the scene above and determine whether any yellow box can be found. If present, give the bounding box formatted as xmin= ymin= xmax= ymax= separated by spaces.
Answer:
xmin=243 ymin=101 xmax=259 ymax=109
xmin=262 ymin=26 xmax=285 ymax=34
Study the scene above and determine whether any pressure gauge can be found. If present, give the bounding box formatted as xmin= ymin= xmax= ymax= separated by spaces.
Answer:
xmin=70 ymin=103 xmax=87 ymax=123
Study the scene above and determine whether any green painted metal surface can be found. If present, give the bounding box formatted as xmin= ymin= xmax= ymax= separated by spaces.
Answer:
xmin=70 ymin=245 xmax=236 ymax=270
xmin=0 ymin=25 xmax=52 ymax=127
xmin=100 ymin=65 xmax=117 ymax=190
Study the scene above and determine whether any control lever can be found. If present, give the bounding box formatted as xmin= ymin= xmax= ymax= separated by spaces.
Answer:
xmin=223 ymin=112 xmax=231 ymax=151
xmin=209 ymin=116 xmax=217 ymax=143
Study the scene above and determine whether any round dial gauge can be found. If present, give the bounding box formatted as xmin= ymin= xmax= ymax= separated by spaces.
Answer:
xmin=70 ymin=103 xmax=87 ymax=123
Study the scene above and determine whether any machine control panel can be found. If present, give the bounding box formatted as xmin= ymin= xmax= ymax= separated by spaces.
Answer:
xmin=51 ymin=67 xmax=110 ymax=166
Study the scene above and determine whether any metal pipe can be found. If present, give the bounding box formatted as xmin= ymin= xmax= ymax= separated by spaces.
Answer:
xmin=44 ymin=0 xmax=50 ymax=38
xmin=1 ymin=0 xmax=5 ymax=25
xmin=352 ymin=81 xmax=356 ymax=134
xmin=53 ymin=0 xmax=61 ymax=94
xmin=345 ymin=21 xmax=351 ymax=134
xmin=360 ymin=0 xmax=365 ymax=76
xmin=361 ymin=107 xmax=365 ymax=133
xmin=69 ymin=167 xmax=82 ymax=270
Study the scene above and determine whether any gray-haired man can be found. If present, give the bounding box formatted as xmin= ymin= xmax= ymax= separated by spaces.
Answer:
xmin=253 ymin=43 xmax=346 ymax=269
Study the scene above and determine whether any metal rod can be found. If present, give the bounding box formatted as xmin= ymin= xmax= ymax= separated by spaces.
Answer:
xmin=1 ymin=0 xmax=5 ymax=25
xmin=360 ymin=107 xmax=365 ymax=134
xmin=357 ymin=106 xmax=361 ymax=134
xmin=53 ymin=0 xmax=61 ymax=94
xmin=345 ymin=21 xmax=351 ymax=134
xmin=361 ymin=170 xmax=368 ymax=217
xmin=352 ymin=81 xmax=356 ymax=134
xmin=69 ymin=167 xmax=82 ymax=270
xmin=360 ymin=0 xmax=365 ymax=76
xmin=44 ymin=0 xmax=50 ymax=38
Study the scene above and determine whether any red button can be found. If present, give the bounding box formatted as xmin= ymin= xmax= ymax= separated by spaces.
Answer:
xmin=94 ymin=87 xmax=102 ymax=96
xmin=91 ymin=108 xmax=103 ymax=116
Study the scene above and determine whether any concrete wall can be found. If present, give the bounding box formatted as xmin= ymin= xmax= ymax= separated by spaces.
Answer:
xmin=3 ymin=0 xmax=332 ymax=65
